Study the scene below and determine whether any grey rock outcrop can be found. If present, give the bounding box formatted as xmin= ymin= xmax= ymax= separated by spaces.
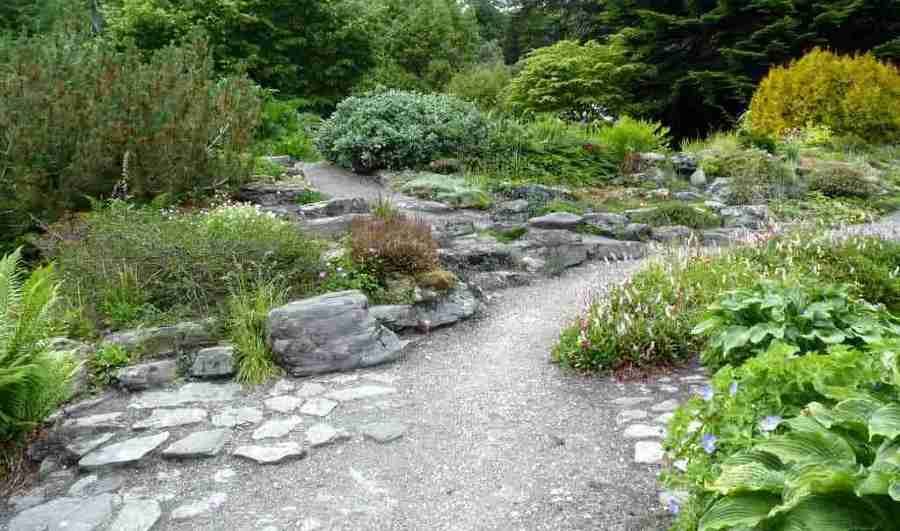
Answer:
xmin=298 ymin=197 xmax=369 ymax=218
xmin=528 ymin=212 xmax=584 ymax=230
xmin=266 ymin=291 xmax=407 ymax=376
xmin=103 ymin=320 xmax=217 ymax=358
xmin=190 ymin=346 xmax=236 ymax=379
xmin=721 ymin=205 xmax=770 ymax=229
xmin=115 ymin=360 xmax=177 ymax=391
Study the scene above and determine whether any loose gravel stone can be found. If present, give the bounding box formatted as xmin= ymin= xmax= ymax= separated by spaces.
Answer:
xmin=362 ymin=421 xmax=406 ymax=443
xmin=79 ymin=432 xmax=170 ymax=471
xmin=253 ymin=416 xmax=303 ymax=440
xmin=634 ymin=441 xmax=665 ymax=464
xmin=8 ymin=494 xmax=116 ymax=531
xmin=265 ymin=395 xmax=304 ymax=413
xmin=295 ymin=382 xmax=327 ymax=397
xmin=213 ymin=468 xmax=236 ymax=483
xmin=233 ymin=443 xmax=307 ymax=464
xmin=616 ymin=410 xmax=648 ymax=425
xmin=212 ymin=407 xmax=263 ymax=427
xmin=650 ymin=399 xmax=680 ymax=412
xmin=171 ymin=493 xmax=228 ymax=520
xmin=108 ymin=499 xmax=161 ymax=531
xmin=300 ymin=397 xmax=338 ymax=417
xmin=325 ymin=385 xmax=397 ymax=402
xmin=623 ymin=424 xmax=666 ymax=439
xmin=130 ymin=382 xmax=241 ymax=409
xmin=132 ymin=408 xmax=207 ymax=430
xmin=163 ymin=429 xmax=229 ymax=458
xmin=306 ymin=423 xmax=350 ymax=448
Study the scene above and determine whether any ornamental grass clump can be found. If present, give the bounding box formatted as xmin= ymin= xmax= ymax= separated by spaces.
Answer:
xmin=349 ymin=214 xmax=439 ymax=278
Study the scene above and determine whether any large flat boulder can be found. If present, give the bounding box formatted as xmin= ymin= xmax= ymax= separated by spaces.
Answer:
xmin=266 ymin=291 xmax=406 ymax=377
xmin=103 ymin=319 xmax=217 ymax=358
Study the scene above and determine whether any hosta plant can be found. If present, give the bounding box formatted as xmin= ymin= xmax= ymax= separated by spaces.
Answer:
xmin=694 ymin=281 xmax=900 ymax=371
xmin=696 ymin=348 xmax=900 ymax=531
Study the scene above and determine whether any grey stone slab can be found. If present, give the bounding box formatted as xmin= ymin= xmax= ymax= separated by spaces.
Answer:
xmin=67 ymin=474 xmax=126 ymax=497
xmin=615 ymin=410 xmax=648 ymax=425
xmin=362 ymin=421 xmax=406 ymax=443
xmin=64 ymin=433 xmax=115 ymax=460
xmin=79 ymin=432 xmax=170 ymax=471
xmin=108 ymin=499 xmax=161 ymax=531
xmin=264 ymin=395 xmax=304 ymax=413
xmin=252 ymin=416 xmax=303 ymax=440
xmin=299 ymin=398 xmax=338 ymax=417
xmin=132 ymin=408 xmax=207 ymax=430
xmin=162 ymin=429 xmax=229 ymax=458
xmin=212 ymin=407 xmax=263 ymax=428
xmin=650 ymin=399 xmax=680 ymax=412
xmin=295 ymin=383 xmax=327 ymax=398
xmin=611 ymin=397 xmax=652 ymax=407
xmin=129 ymin=382 xmax=241 ymax=409
xmin=170 ymin=493 xmax=228 ymax=520
xmin=233 ymin=443 xmax=307 ymax=464
xmin=8 ymin=494 xmax=115 ymax=531
xmin=623 ymin=424 xmax=666 ymax=439
xmin=62 ymin=412 xmax=125 ymax=433
xmin=306 ymin=423 xmax=351 ymax=448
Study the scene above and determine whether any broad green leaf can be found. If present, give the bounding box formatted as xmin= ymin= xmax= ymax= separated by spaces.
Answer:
xmin=722 ymin=326 xmax=753 ymax=355
xmin=834 ymin=398 xmax=883 ymax=425
xmin=782 ymin=416 xmax=826 ymax=434
xmin=856 ymin=462 xmax=900 ymax=497
xmin=890 ymin=481 xmax=900 ymax=501
xmin=781 ymin=462 xmax=863 ymax=511
xmin=711 ymin=462 xmax=786 ymax=495
xmin=773 ymin=495 xmax=885 ymax=531
xmin=749 ymin=323 xmax=783 ymax=344
xmin=869 ymin=404 xmax=900 ymax=440
xmin=698 ymin=493 xmax=780 ymax=531
xmin=756 ymin=431 xmax=856 ymax=465
xmin=724 ymin=450 xmax=785 ymax=470
xmin=692 ymin=318 xmax=721 ymax=335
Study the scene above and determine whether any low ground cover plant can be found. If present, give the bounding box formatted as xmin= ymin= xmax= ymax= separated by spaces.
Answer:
xmin=629 ymin=203 xmax=721 ymax=230
xmin=50 ymin=200 xmax=322 ymax=333
xmin=226 ymin=279 xmax=287 ymax=385
xmin=555 ymin=234 xmax=900 ymax=372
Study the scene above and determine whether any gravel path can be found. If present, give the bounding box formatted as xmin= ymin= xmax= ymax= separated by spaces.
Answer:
xmin=4 ymin=258 xmax=703 ymax=531
xmin=302 ymin=162 xmax=388 ymax=201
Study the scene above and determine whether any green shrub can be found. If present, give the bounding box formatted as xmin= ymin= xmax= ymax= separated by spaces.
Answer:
xmin=806 ymin=161 xmax=881 ymax=199
xmin=629 ymin=203 xmax=720 ymax=229
xmin=315 ymin=90 xmax=490 ymax=173
xmin=505 ymin=39 xmax=636 ymax=115
xmin=447 ymin=63 xmax=512 ymax=111
xmin=770 ymin=193 xmax=877 ymax=227
xmin=226 ymin=279 xmax=286 ymax=385
xmin=89 ymin=344 xmax=131 ymax=389
xmin=694 ymin=281 xmax=900 ymax=371
xmin=0 ymin=32 xmax=261 ymax=238
xmin=596 ymin=116 xmax=671 ymax=167
xmin=52 ymin=200 xmax=322 ymax=331
xmin=0 ymin=249 xmax=74 ymax=440
xmin=555 ymin=234 xmax=900 ymax=372
xmin=254 ymin=98 xmax=321 ymax=161
xmin=537 ymin=200 xmax=585 ymax=216
xmin=750 ymin=49 xmax=900 ymax=143
xmin=294 ymin=190 xmax=328 ymax=205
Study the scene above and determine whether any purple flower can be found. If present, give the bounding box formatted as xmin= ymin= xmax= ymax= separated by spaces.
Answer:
xmin=759 ymin=416 xmax=782 ymax=432
xmin=729 ymin=381 xmax=739 ymax=397
xmin=701 ymin=434 xmax=718 ymax=454
xmin=319 ymin=271 xmax=327 ymax=279
xmin=699 ymin=385 xmax=714 ymax=401
xmin=667 ymin=497 xmax=680 ymax=515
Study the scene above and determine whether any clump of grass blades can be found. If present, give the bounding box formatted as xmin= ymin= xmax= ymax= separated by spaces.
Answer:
xmin=226 ymin=279 xmax=287 ymax=385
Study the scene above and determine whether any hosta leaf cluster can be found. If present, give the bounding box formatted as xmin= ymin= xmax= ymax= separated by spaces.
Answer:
xmin=695 ymin=281 xmax=900 ymax=371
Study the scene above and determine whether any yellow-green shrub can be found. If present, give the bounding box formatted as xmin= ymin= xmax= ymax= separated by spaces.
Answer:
xmin=749 ymin=49 xmax=900 ymax=143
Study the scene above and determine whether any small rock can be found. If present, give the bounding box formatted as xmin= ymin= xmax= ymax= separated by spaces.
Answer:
xmin=108 ymin=499 xmax=162 ymax=531
xmin=651 ymin=400 xmax=680 ymax=413
xmin=690 ymin=168 xmax=707 ymax=187
xmin=115 ymin=360 xmax=178 ymax=392
xmin=214 ymin=468 xmax=236 ymax=483
xmin=265 ymin=395 xmax=304 ymax=413
xmin=162 ymin=429 xmax=229 ymax=458
xmin=132 ymin=408 xmax=207 ymax=431
xmin=673 ymin=191 xmax=705 ymax=202
xmin=252 ymin=416 xmax=303 ymax=440
xmin=362 ymin=421 xmax=406 ymax=443
xmin=171 ymin=493 xmax=228 ymax=520
xmin=306 ymin=423 xmax=351 ymax=448
xmin=190 ymin=346 xmax=236 ymax=379
xmin=619 ymin=223 xmax=652 ymax=242
xmin=212 ymin=407 xmax=263 ymax=428
xmin=300 ymin=397 xmax=338 ymax=417
xmin=623 ymin=424 xmax=666 ymax=439
xmin=495 ymin=199 xmax=530 ymax=215
xmin=651 ymin=225 xmax=694 ymax=244
xmin=616 ymin=410 xmax=648 ymax=425
xmin=634 ymin=441 xmax=665 ymax=464
xmin=325 ymin=385 xmax=397 ymax=403
xmin=79 ymin=432 xmax=170 ymax=471
xmin=233 ymin=443 xmax=307 ymax=465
